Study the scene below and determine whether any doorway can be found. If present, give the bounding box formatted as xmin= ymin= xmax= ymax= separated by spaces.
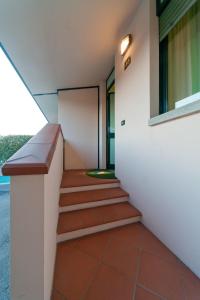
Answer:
xmin=106 ymin=69 xmax=115 ymax=169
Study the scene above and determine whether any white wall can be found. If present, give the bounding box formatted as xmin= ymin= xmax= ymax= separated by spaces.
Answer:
xmin=115 ymin=0 xmax=200 ymax=277
xmin=44 ymin=133 xmax=63 ymax=299
xmin=11 ymin=175 xmax=45 ymax=300
xmin=11 ymin=132 xmax=63 ymax=300
xmin=58 ymin=88 xmax=99 ymax=170
xmin=34 ymin=94 xmax=58 ymax=123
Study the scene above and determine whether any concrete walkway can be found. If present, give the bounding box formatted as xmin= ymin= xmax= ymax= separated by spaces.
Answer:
xmin=0 ymin=192 xmax=10 ymax=300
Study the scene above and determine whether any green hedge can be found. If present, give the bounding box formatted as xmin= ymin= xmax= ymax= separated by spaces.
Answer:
xmin=0 ymin=135 xmax=32 ymax=165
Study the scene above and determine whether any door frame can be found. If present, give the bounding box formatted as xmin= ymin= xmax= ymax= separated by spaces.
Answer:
xmin=106 ymin=68 xmax=115 ymax=169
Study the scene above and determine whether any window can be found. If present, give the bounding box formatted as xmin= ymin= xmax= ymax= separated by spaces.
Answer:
xmin=156 ymin=0 xmax=171 ymax=16
xmin=159 ymin=0 xmax=200 ymax=114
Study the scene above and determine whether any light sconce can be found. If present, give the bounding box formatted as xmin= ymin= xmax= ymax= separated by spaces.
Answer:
xmin=120 ymin=34 xmax=132 ymax=56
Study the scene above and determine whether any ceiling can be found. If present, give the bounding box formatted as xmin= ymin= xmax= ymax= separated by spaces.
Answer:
xmin=0 ymin=0 xmax=140 ymax=93
xmin=0 ymin=0 xmax=140 ymax=121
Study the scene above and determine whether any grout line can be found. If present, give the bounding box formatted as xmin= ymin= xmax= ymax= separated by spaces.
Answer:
xmin=141 ymin=249 xmax=183 ymax=270
xmin=136 ymin=283 xmax=167 ymax=300
xmin=74 ymin=237 xmax=140 ymax=285
xmin=54 ymin=222 xmax=198 ymax=300
xmin=53 ymin=288 xmax=69 ymax=300
xmin=180 ymin=274 xmax=188 ymax=300
xmin=99 ymin=236 xmax=143 ymax=283
xmin=80 ymin=233 xmax=113 ymax=300
xmin=133 ymin=249 xmax=166 ymax=299
xmin=55 ymin=241 xmax=101 ymax=300
xmin=66 ymin=230 xmax=144 ymax=297
xmin=132 ymin=248 xmax=142 ymax=299
xmin=59 ymin=226 xmax=143 ymax=283
xmin=81 ymin=261 xmax=102 ymax=300
xmin=79 ymin=230 xmax=148 ymax=299
xmin=71 ymin=235 xmax=111 ymax=262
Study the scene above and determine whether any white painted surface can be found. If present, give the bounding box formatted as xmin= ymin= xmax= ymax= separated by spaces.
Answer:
xmin=11 ymin=132 xmax=63 ymax=300
xmin=149 ymin=99 xmax=200 ymax=126
xmin=115 ymin=0 xmax=200 ymax=277
xmin=44 ymin=133 xmax=63 ymax=300
xmin=34 ymin=94 xmax=58 ymax=123
xmin=0 ymin=0 xmax=140 ymax=94
xmin=57 ymin=216 xmax=141 ymax=242
xmin=175 ymin=92 xmax=200 ymax=108
xmin=11 ymin=175 xmax=45 ymax=300
xmin=58 ymin=88 xmax=99 ymax=170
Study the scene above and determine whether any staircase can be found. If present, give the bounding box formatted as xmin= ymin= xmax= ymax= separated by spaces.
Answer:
xmin=57 ymin=170 xmax=142 ymax=243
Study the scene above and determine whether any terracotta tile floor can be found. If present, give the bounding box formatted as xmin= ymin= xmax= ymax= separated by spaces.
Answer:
xmin=61 ymin=170 xmax=119 ymax=188
xmin=52 ymin=223 xmax=200 ymax=300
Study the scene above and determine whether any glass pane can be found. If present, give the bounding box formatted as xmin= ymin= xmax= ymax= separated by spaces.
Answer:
xmin=109 ymin=137 xmax=115 ymax=165
xmin=168 ymin=0 xmax=200 ymax=110
xmin=109 ymin=94 xmax=115 ymax=133
xmin=106 ymin=69 xmax=115 ymax=89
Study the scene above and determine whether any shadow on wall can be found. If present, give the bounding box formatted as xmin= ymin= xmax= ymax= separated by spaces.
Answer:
xmin=64 ymin=141 xmax=86 ymax=170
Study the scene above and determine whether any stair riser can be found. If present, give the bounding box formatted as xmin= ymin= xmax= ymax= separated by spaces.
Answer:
xmin=57 ymin=216 xmax=141 ymax=243
xmin=59 ymin=196 xmax=128 ymax=212
xmin=60 ymin=182 xmax=120 ymax=194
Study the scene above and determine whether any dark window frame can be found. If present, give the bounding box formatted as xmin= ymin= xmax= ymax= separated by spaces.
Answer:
xmin=106 ymin=68 xmax=115 ymax=170
xmin=156 ymin=0 xmax=171 ymax=16
xmin=159 ymin=36 xmax=168 ymax=114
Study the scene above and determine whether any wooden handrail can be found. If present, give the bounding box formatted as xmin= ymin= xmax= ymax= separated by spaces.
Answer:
xmin=2 ymin=124 xmax=62 ymax=176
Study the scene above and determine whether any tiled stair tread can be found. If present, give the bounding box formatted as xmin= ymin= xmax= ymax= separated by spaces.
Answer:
xmin=61 ymin=170 xmax=120 ymax=188
xmin=57 ymin=203 xmax=142 ymax=235
xmin=59 ymin=188 xmax=129 ymax=207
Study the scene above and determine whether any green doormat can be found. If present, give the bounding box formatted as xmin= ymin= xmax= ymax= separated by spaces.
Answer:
xmin=86 ymin=169 xmax=116 ymax=179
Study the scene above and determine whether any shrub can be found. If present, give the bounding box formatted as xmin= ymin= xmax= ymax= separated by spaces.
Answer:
xmin=0 ymin=135 xmax=32 ymax=165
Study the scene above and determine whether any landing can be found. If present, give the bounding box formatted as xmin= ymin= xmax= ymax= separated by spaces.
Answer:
xmin=61 ymin=170 xmax=119 ymax=188
xmin=52 ymin=223 xmax=200 ymax=300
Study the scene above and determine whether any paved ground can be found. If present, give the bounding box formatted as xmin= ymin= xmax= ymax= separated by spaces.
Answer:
xmin=53 ymin=223 xmax=200 ymax=300
xmin=0 ymin=192 xmax=10 ymax=300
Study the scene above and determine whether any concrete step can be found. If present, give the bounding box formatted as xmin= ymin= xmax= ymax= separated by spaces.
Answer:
xmin=57 ymin=202 xmax=142 ymax=242
xmin=60 ymin=170 xmax=120 ymax=193
xmin=59 ymin=187 xmax=129 ymax=212
xmin=60 ymin=182 xmax=120 ymax=193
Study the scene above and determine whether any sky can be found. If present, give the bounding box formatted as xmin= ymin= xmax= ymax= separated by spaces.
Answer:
xmin=0 ymin=47 xmax=47 ymax=136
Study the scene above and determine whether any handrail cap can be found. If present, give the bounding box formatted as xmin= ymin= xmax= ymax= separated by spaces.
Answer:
xmin=2 ymin=124 xmax=62 ymax=176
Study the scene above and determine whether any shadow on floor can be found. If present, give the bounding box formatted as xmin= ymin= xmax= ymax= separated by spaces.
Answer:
xmin=0 ymin=192 xmax=10 ymax=300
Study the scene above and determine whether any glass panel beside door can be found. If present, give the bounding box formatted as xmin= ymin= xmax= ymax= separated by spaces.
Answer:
xmin=106 ymin=69 xmax=115 ymax=169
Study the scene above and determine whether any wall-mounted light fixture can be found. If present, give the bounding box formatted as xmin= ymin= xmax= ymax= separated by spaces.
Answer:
xmin=120 ymin=34 xmax=132 ymax=56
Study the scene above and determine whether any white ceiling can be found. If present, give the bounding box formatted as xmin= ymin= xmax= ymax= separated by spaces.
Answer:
xmin=0 ymin=0 xmax=140 ymax=95
xmin=34 ymin=94 xmax=58 ymax=123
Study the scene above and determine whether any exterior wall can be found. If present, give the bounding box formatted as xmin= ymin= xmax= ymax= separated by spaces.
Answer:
xmin=11 ymin=175 xmax=45 ymax=300
xmin=44 ymin=133 xmax=63 ymax=299
xmin=115 ymin=0 xmax=200 ymax=277
xmin=11 ymin=132 xmax=63 ymax=300
xmin=58 ymin=88 xmax=99 ymax=170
